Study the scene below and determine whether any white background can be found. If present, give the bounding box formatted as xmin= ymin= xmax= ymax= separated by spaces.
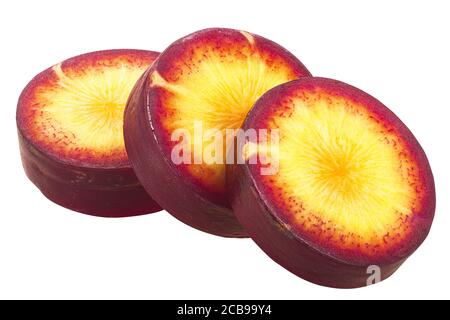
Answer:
xmin=0 ymin=0 xmax=449 ymax=300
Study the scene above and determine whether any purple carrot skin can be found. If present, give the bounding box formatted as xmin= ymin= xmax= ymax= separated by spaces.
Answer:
xmin=123 ymin=28 xmax=311 ymax=237
xmin=19 ymin=131 xmax=161 ymax=216
xmin=227 ymin=77 xmax=435 ymax=288
xmin=17 ymin=49 xmax=162 ymax=217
